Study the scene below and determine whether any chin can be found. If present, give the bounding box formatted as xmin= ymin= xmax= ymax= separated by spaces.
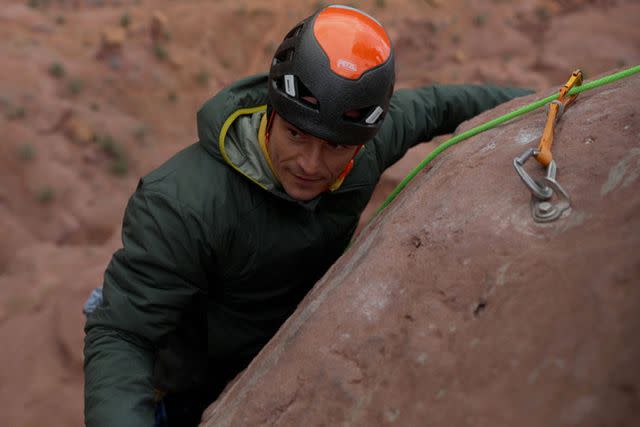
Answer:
xmin=283 ymin=184 xmax=322 ymax=202
xmin=287 ymin=189 xmax=320 ymax=202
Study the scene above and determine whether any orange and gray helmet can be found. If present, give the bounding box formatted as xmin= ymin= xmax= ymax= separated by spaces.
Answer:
xmin=268 ymin=5 xmax=395 ymax=146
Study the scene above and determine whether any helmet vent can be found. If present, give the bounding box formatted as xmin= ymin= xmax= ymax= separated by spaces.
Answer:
xmin=284 ymin=24 xmax=303 ymax=40
xmin=343 ymin=105 xmax=382 ymax=124
xmin=277 ymin=75 xmax=318 ymax=111
xmin=273 ymin=47 xmax=295 ymax=65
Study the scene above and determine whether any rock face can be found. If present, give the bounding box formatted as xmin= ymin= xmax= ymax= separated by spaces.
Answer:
xmin=1 ymin=1 xmax=638 ymax=425
xmin=200 ymin=73 xmax=640 ymax=427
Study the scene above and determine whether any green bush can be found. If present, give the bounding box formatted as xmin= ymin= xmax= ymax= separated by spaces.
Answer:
xmin=536 ymin=6 xmax=551 ymax=22
xmin=48 ymin=62 xmax=65 ymax=79
xmin=120 ymin=12 xmax=131 ymax=28
xmin=195 ymin=70 xmax=210 ymax=87
xmin=95 ymin=134 xmax=129 ymax=176
xmin=28 ymin=0 xmax=50 ymax=8
xmin=36 ymin=187 xmax=55 ymax=204
xmin=6 ymin=106 xmax=26 ymax=120
xmin=95 ymin=134 xmax=119 ymax=156
xmin=153 ymin=43 xmax=168 ymax=61
xmin=68 ymin=78 xmax=85 ymax=96
xmin=474 ymin=14 xmax=487 ymax=27
xmin=18 ymin=143 xmax=36 ymax=161
xmin=109 ymin=156 xmax=129 ymax=176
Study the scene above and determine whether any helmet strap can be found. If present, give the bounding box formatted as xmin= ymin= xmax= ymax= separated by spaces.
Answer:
xmin=328 ymin=144 xmax=363 ymax=192
xmin=265 ymin=109 xmax=276 ymax=151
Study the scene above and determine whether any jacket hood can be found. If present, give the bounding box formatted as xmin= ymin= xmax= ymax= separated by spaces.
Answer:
xmin=196 ymin=73 xmax=270 ymax=161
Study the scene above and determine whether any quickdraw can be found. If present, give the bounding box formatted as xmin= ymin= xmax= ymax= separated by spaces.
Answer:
xmin=370 ymin=66 xmax=638 ymax=226
xmin=513 ymin=69 xmax=583 ymax=223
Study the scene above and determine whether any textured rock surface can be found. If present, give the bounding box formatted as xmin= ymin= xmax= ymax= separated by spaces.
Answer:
xmin=201 ymin=74 xmax=640 ymax=427
xmin=1 ymin=1 xmax=638 ymax=425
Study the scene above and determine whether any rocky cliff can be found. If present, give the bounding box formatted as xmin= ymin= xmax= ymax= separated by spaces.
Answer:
xmin=201 ymin=72 xmax=640 ymax=427
xmin=1 ymin=1 xmax=638 ymax=425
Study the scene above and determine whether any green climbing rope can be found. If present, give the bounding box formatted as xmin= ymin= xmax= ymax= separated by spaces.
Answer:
xmin=372 ymin=65 xmax=640 ymax=218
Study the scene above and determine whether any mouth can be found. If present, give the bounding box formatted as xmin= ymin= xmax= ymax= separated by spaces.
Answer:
xmin=292 ymin=173 xmax=322 ymax=183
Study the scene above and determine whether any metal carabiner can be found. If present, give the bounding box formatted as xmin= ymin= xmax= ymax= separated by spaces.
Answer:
xmin=530 ymin=175 xmax=571 ymax=222
xmin=513 ymin=148 xmax=572 ymax=222
xmin=513 ymin=148 xmax=554 ymax=200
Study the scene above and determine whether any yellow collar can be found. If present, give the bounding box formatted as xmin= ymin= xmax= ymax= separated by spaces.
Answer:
xmin=258 ymin=113 xmax=279 ymax=180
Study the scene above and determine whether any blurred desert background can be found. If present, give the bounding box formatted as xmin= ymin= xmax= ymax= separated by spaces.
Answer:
xmin=0 ymin=0 xmax=638 ymax=426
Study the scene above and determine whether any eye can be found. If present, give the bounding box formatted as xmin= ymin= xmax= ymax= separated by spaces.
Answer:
xmin=286 ymin=127 xmax=301 ymax=139
xmin=327 ymin=142 xmax=351 ymax=151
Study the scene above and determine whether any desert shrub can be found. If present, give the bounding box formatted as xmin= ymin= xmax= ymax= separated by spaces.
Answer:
xmin=153 ymin=43 xmax=168 ymax=61
xmin=68 ymin=78 xmax=85 ymax=96
xmin=95 ymin=134 xmax=128 ymax=176
xmin=474 ymin=14 xmax=487 ymax=27
xmin=36 ymin=186 xmax=55 ymax=204
xmin=28 ymin=0 xmax=50 ymax=8
xmin=95 ymin=134 xmax=118 ymax=156
xmin=195 ymin=70 xmax=210 ymax=87
xmin=48 ymin=62 xmax=65 ymax=79
xmin=109 ymin=156 xmax=129 ymax=176
xmin=18 ymin=143 xmax=36 ymax=161
xmin=536 ymin=5 xmax=551 ymax=21
xmin=6 ymin=106 xmax=26 ymax=120
xmin=120 ymin=12 xmax=131 ymax=28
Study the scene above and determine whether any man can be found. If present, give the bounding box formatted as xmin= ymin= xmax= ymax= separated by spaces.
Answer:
xmin=84 ymin=5 xmax=530 ymax=426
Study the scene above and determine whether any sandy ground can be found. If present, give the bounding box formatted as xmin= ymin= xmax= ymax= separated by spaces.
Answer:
xmin=0 ymin=0 xmax=638 ymax=425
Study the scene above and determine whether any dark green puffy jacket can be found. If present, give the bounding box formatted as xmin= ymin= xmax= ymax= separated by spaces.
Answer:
xmin=83 ymin=73 xmax=530 ymax=426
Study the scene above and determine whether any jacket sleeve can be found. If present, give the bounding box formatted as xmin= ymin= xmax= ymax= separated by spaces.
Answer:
xmin=84 ymin=186 xmax=211 ymax=427
xmin=372 ymin=84 xmax=532 ymax=171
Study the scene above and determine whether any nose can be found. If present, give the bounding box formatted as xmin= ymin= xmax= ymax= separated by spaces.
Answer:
xmin=297 ymin=140 xmax=323 ymax=176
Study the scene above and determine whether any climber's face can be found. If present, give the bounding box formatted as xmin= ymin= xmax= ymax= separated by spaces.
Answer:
xmin=268 ymin=114 xmax=359 ymax=201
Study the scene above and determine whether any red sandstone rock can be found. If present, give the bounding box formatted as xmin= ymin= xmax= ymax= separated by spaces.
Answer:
xmin=150 ymin=11 xmax=169 ymax=44
xmin=1 ymin=1 xmax=638 ymax=426
xmin=95 ymin=27 xmax=126 ymax=61
xmin=201 ymin=73 xmax=640 ymax=426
